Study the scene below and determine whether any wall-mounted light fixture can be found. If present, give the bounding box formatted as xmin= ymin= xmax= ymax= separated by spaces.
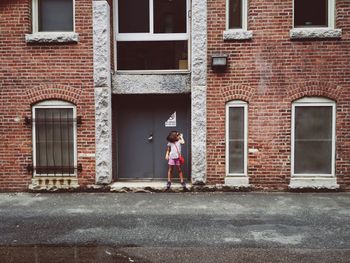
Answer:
xmin=211 ymin=54 xmax=228 ymax=70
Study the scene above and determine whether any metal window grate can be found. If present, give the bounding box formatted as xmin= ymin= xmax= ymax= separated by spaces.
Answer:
xmin=25 ymin=109 xmax=82 ymax=176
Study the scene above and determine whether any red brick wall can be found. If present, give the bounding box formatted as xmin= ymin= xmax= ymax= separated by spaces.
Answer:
xmin=207 ymin=0 xmax=350 ymax=190
xmin=0 ymin=0 xmax=95 ymax=191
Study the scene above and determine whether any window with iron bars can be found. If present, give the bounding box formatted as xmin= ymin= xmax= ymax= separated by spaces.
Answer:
xmin=26 ymin=100 xmax=81 ymax=176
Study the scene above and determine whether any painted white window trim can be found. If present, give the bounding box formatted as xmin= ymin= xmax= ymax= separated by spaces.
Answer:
xmin=115 ymin=0 xmax=190 ymax=40
xmin=291 ymin=97 xmax=336 ymax=178
xmin=290 ymin=0 xmax=341 ymax=39
xmin=226 ymin=0 xmax=248 ymax=31
xmin=225 ymin=100 xmax=248 ymax=177
xmin=28 ymin=0 xmax=78 ymax=43
xmin=32 ymin=100 xmax=77 ymax=177
xmin=114 ymin=0 xmax=191 ymax=72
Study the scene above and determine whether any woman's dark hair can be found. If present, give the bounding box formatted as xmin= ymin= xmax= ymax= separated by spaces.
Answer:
xmin=167 ymin=131 xmax=178 ymax=143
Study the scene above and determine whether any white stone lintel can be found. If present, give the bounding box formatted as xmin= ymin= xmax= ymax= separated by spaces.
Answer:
xmin=289 ymin=177 xmax=339 ymax=189
xmin=25 ymin=32 xmax=79 ymax=43
xmin=290 ymin=28 xmax=342 ymax=39
xmin=223 ymin=29 xmax=253 ymax=40
xmin=113 ymin=73 xmax=191 ymax=94
xmin=225 ymin=176 xmax=250 ymax=187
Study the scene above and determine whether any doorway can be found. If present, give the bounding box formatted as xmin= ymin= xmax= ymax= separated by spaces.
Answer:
xmin=113 ymin=94 xmax=191 ymax=181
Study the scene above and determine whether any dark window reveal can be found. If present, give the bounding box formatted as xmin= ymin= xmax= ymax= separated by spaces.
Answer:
xmin=117 ymin=41 xmax=188 ymax=70
xmin=35 ymin=108 xmax=75 ymax=175
xmin=154 ymin=0 xmax=187 ymax=33
xmin=228 ymin=107 xmax=245 ymax=174
xmin=229 ymin=0 xmax=242 ymax=29
xmin=38 ymin=0 xmax=73 ymax=32
xmin=294 ymin=106 xmax=333 ymax=174
xmin=294 ymin=0 xmax=328 ymax=27
xmin=118 ymin=0 xmax=150 ymax=33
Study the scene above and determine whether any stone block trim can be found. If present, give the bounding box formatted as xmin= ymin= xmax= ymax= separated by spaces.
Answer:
xmin=191 ymin=0 xmax=208 ymax=184
xmin=290 ymin=28 xmax=342 ymax=40
xmin=25 ymin=32 xmax=79 ymax=43
xmin=93 ymin=1 xmax=112 ymax=185
xmin=112 ymin=73 xmax=191 ymax=94
xmin=93 ymin=1 xmax=111 ymax=88
xmin=223 ymin=30 xmax=253 ymax=40
xmin=26 ymin=85 xmax=83 ymax=105
xmin=287 ymin=82 xmax=343 ymax=102
xmin=220 ymin=84 xmax=255 ymax=103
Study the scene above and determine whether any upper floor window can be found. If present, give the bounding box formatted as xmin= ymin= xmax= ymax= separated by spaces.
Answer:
xmin=32 ymin=100 xmax=77 ymax=176
xmin=32 ymin=0 xmax=74 ymax=32
xmin=292 ymin=97 xmax=336 ymax=177
xmin=227 ymin=0 xmax=248 ymax=30
xmin=294 ymin=0 xmax=335 ymax=28
xmin=116 ymin=0 xmax=189 ymax=71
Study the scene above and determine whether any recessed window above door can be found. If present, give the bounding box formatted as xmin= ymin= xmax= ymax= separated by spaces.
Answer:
xmin=116 ymin=0 xmax=189 ymax=71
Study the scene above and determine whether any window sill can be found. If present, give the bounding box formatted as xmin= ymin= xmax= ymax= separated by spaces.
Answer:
xmin=29 ymin=177 xmax=79 ymax=191
xmin=115 ymin=70 xmax=191 ymax=75
xmin=25 ymin=32 xmax=79 ymax=43
xmin=289 ymin=177 xmax=339 ymax=190
xmin=223 ymin=29 xmax=253 ymax=40
xmin=290 ymin=28 xmax=342 ymax=40
xmin=224 ymin=176 xmax=249 ymax=187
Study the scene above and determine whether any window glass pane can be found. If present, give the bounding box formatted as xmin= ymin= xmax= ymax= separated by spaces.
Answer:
xmin=154 ymin=0 xmax=187 ymax=33
xmin=229 ymin=0 xmax=242 ymax=29
xmin=229 ymin=141 xmax=244 ymax=174
xmin=35 ymin=108 xmax=74 ymax=174
xmin=228 ymin=106 xmax=245 ymax=174
xmin=294 ymin=106 xmax=333 ymax=174
xmin=294 ymin=0 xmax=328 ymax=27
xmin=118 ymin=0 xmax=149 ymax=33
xmin=295 ymin=106 xmax=332 ymax=140
xmin=38 ymin=0 xmax=73 ymax=32
xmin=117 ymin=41 xmax=188 ymax=70
xmin=294 ymin=141 xmax=332 ymax=174
xmin=229 ymin=107 xmax=244 ymax=140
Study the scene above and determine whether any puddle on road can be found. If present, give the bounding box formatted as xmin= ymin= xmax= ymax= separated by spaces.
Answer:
xmin=0 ymin=245 xmax=150 ymax=263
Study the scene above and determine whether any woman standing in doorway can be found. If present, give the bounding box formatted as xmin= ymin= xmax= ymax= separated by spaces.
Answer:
xmin=165 ymin=131 xmax=186 ymax=190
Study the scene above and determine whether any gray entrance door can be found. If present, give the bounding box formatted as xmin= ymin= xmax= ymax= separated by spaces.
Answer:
xmin=115 ymin=95 xmax=190 ymax=180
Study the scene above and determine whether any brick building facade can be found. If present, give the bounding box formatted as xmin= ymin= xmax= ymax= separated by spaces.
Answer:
xmin=207 ymin=0 xmax=350 ymax=190
xmin=0 ymin=0 xmax=349 ymax=191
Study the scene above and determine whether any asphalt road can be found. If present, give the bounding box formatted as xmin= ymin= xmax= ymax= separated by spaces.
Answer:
xmin=0 ymin=192 xmax=349 ymax=262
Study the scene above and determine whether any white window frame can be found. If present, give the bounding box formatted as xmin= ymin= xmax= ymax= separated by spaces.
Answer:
xmin=226 ymin=0 xmax=248 ymax=30
xmin=293 ymin=0 xmax=335 ymax=29
xmin=226 ymin=100 xmax=248 ymax=177
xmin=291 ymin=97 xmax=336 ymax=177
xmin=114 ymin=0 xmax=191 ymax=72
xmin=32 ymin=100 xmax=77 ymax=177
xmin=32 ymin=0 xmax=76 ymax=33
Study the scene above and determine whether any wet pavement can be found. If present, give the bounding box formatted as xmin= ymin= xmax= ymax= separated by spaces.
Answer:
xmin=1 ymin=246 xmax=350 ymax=263
xmin=0 ymin=192 xmax=349 ymax=262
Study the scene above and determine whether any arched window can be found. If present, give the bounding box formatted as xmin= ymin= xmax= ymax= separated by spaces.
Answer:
xmin=226 ymin=100 xmax=248 ymax=176
xmin=292 ymin=97 xmax=336 ymax=176
xmin=32 ymin=100 xmax=77 ymax=176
